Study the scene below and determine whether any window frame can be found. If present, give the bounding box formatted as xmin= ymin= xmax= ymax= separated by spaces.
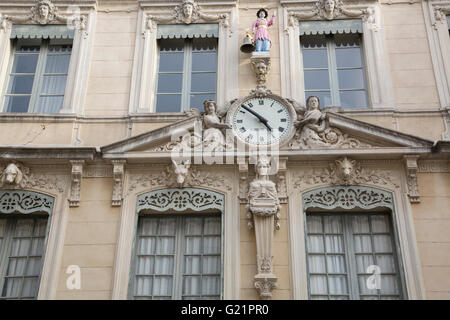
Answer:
xmin=128 ymin=213 xmax=224 ymax=300
xmin=304 ymin=211 xmax=406 ymax=300
xmin=280 ymin=2 xmax=395 ymax=109
xmin=155 ymin=37 xmax=218 ymax=113
xmin=129 ymin=1 xmax=238 ymax=114
xmin=301 ymin=33 xmax=369 ymax=109
xmin=2 ymin=38 xmax=73 ymax=114
xmin=0 ymin=214 xmax=50 ymax=300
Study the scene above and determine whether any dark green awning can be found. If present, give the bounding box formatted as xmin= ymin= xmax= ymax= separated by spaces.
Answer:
xmin=157 ymin=23 xmax=219 ymax=39
xmin=299 ymin=19 xmax=363 ymax=36
xmin=11 ymin=24 xmax=75 ymax=40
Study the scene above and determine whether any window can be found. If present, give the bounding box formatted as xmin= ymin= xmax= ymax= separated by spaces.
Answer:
xmin=155 ymin=38 xmax=217 ymax=113
xmin=301 ymin=33 xmax=368 ymax=109
xmin=305 ymin=213 xmax=405 ymax=300
xmin=130 ymin=214 xmax=222 ymax=300
xmin=0 ymin=215 xmax=48 ymax=299
xmin=3 ymin=39 xmax=72 ymax=113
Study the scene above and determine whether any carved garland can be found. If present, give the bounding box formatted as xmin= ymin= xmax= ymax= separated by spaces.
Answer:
xmin=303 ymin=186 xmax=394 ymax=211
xmin=137 ymin=188 xmax=224 ymax=214
xmin=0 ymin=190 xmax=54 ymax=215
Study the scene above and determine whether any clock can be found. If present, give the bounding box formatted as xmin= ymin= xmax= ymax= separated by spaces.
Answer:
xmin=226 ymin=94 xmax=296 ymax=147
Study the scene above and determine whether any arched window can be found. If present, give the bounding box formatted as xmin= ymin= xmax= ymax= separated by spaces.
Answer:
xmin=129 ymin=188 xmax=224 ymax=300
xmin=0 ymin=190 xmax=54 ymax=300
xmin=302 ymin=186 xmax=406 ymax=300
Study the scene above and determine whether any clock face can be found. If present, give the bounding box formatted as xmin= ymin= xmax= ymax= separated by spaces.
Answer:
xmin=230 ymin=97 xmax=293 ymax=146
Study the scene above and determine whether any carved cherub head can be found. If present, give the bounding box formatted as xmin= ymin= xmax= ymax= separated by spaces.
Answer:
xmin=32 ymin=0 xmax=56 ymax=24
xmin=335 ymin=157 xmax=357 ymax=183
xmin=0 ymin=162 xmax=29 ymax=187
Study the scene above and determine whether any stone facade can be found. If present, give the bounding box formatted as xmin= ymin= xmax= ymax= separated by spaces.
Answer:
xmin=0 ymin=0 xmax=449 ymax=300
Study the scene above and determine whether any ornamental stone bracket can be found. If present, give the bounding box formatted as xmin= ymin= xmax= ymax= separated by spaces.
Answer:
xmin=112 ymin=160 xmax=126 ymax=207
xmin=247 ymin=156 xmax=281 ymax=299
xmin=250 ymin=53 xmax=272 ymax=97
xmin=404 ymin=155 xmax=420 ymax=203
xmin=0 ymin=0 xmax=89 ymax=33
xmin=69 ymin=160 xmax=84 ymax=207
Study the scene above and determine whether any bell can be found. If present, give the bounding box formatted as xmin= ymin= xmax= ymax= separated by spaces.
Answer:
xmin=240 ymin=33 xmax=255 ymax=53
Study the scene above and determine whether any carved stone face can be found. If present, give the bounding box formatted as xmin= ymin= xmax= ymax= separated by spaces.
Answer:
xmin=4 ymin=163 xmax=20 ymax=184
xmin=205 ymin=101 xmax=216 ymax=115
xmin=256 ymin=62 xmax=267 ymax=74
xmin=39 ymin=4 xmax=50 ymax=19
xmin=256 ymin=159 xmax=270 ymax=178
xmin=336 ymin=158 xmax=356 ymax=181
xmin=307 ymin=96 xmax=319 ymax=110
xmin=183 ymin=3 xmax=194 ymax=18
xmin=324 ymin=0 xmax=335 ymax=13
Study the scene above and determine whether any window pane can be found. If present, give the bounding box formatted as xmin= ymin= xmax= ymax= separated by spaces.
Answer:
xmin=157 ymin=73 xmax=183 ymax=93
xmin=310 ymin=275 xmax=327 ymax=294
xmin=302 ymin=49 xmax=328 ymax=69
xmin=36 ymin=96 xmax=64 ymax=114
xmin=304 ymin=70 xmax=330 ymax=90
xmin=191 ymin=73 xmax=216 ymax=93
xmin=156 ymin=94 xmax=182 ymax=112
xmin=306 ymin=216 xmax=322 ymax=233
xmin=11 ymin=55 xmax=39 ymax=73
xmin=324 ymin=235 xmax=344 ymax=253
xmin=45 ymin=55 xmax=71 ymax=74
xmin=308 ymin=255 xmax=326 ymax=273
xmin=7 ymin=75 xmax=35 ymax=94
xmin=192 ymin=38 xmax=217 ymax=51
xmin=301 ymin=35 xmax=327 ymax=49
xmin=351 ymin=216 xmax=370 ymax=233
xmin=337 ymin=69 xmax=365 ymax=90
xmin=16 ymin=45 xmax=40 ymax=53
xmin=159 ymin=53 xmax=184 ymax=72
xmin=307 ymin=235 xmax=324 ymax=253
xmin=327 ymin=255 xmax=346 ymax=273
xmin=355 ymin=255 xmax=375 ymax=273
xmin=336 ymin=47 xmax=363 ymax=68
xmin=192 ymin=52 xmax=217 ymax=72
xmin=371 ymin=215 xmax=390 ymax=233
xmin=328 ymin=275 xmax=348 ymax=294
xmin=41 ymin=76 xmax=67 ymax=95
xmin=339 ymin=91 xmax=367 ymax=109
xmin=324 ymin=216 xmax=343 ymax=234
xmin=4 ymin=96 xmax=30 ymax=113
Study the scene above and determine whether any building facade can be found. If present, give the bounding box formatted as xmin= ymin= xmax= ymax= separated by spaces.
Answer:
xmin=0 ymin=0 xmax=449 ymax=300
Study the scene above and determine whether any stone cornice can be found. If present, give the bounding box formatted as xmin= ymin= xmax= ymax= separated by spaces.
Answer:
xmin=0 ymin=146 xmax=98 ymax=160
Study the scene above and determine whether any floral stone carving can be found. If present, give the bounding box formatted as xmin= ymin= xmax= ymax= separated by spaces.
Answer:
xmin=0 ymin=190 xmax=54 ymax=215
xmin=137 ymin=188 xmax=224 ymax=214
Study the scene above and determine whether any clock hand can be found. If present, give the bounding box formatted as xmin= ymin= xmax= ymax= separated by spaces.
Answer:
xmin=240 ymin=105 xmax=273 ymax=131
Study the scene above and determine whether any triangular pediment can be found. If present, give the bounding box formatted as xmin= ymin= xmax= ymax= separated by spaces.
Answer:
xmin=101 ymin=112 xmax=433 ymax=156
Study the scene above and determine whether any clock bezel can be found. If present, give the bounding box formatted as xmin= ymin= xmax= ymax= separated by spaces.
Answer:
xmin=226 ymin=92 xmax=297 ymax=148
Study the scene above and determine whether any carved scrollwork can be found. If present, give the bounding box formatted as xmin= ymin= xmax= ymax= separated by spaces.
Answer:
xmin=303 ymin=186 xmax=394 ymax=211
xmin=293 ymin=158 xmax=400 ymax=190
xmin=137 ymin=188 xmax=224 ymax=214
xmin=0 ymin=190 xmax=54 ymax=215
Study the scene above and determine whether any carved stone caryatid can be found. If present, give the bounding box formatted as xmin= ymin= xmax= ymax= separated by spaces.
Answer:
xmin=202 ymin=99 xmax=232 ymax=154
xmin=0 ymin=162 xmax=30 ymax=189
xmin=0 ymin=0 xmax=87 ymax=32
xmin=69 ymin=160 xmax=84 ymax=207
xmin=288 ymin=0 xmax=369 ymax=26
xmin=289 ymin=96 xmax=369 ymax=149
xmin=112 ymin=160 xmax=126 ymax=207
xmin=247 ymin=156 xmax=280 ymax=300
xmin=404 ymin=155 xmax=420 ymax=203
xmin=146 ymin=0 xmax=229 ymax=30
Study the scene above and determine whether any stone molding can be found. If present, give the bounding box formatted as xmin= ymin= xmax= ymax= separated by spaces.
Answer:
xmin=422 ymin=0 xmax=450 ymax=111
xmin=417 ymin=160 xmax=450 ymax=173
